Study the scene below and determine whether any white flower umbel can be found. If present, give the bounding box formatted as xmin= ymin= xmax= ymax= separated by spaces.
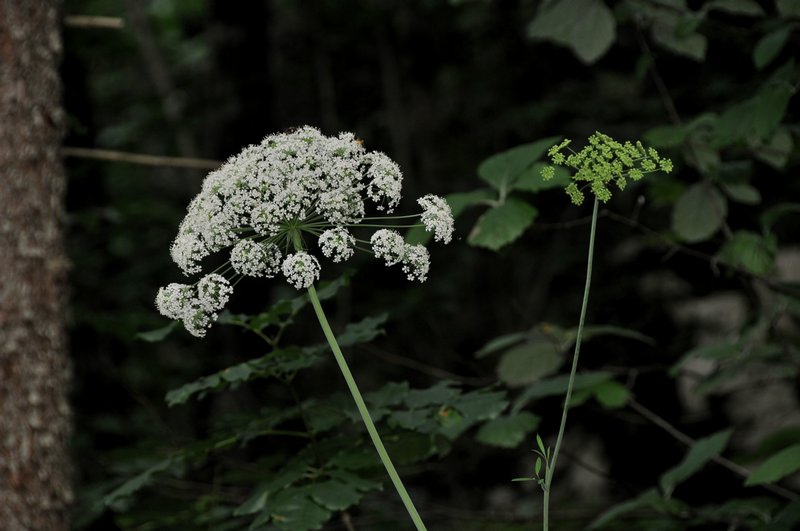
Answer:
xmin=282 ymin=251 xmax=321 ymax=289
xmin=155 ymin=283 xmax=194 ymax=320
xmin=197 ymin=273 xmax=233 ymax=312
xmin=401 ymin=244 xmax=430 ymax=282
xmin=371 ymin=229 xmax=405 ymax=266
xmin=230 ymin=239 xmax=282 ymax=277
xmin=318 ymin=227 xmax=355 ymax=263
xmin=158 ymin=126 xmax=454 ymax=337
xmin=418 ymin=194 xmax=454 ymax=244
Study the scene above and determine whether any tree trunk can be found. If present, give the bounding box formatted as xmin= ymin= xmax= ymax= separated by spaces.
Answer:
xmin=0 ymin=1 xmax=72 ymax=529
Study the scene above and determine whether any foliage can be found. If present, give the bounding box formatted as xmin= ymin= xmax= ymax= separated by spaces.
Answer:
xmin=63 ymin=0 xmax=800 ymax=529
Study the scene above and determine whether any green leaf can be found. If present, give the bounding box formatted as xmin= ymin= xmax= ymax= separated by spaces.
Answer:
xmin=257 ymin=489 xmax=331 ymax=530
xmin=589 ymin=488 xmax=683 ymax=529
xmin=778 ymin=0 xmax=800 ymax=18
xmin=671 ymin=340 xmax=740 ymax=375
xmin=671 ymin=182 xmax=728 ymax=243
xmin=452 ymin=389 xmax=509 ymax=421
xmin=468 ymin=198 xmax=537 ymax=251
xmin=135 ymin=322 xmax=177 ymax=342
xmin=336 ymin=314 xmax=387 ymax=347
xmin=720 ymin=182 xmax=761 ymax=204
xmin=497 ymin=340 xmax=563 ymax=387
xmin=754 ymin=27 xmax=793 ymax=69
xmin=577 ymin=325 xmax=656 ymax=346
xmin=660 ymin=429 xmax=733 ymax=497
xmin=592 ymin=381 xmax=630 ymax=408
xmin=513 ymin=163 xmax=571 ymax=193
xmin=746 ymin=443 xmax=800 ymax=486
xmin=762 ymin=202 xmax=800 ymax=233
xmin=644 ymin=124 xmax=689 ymax=148
xmin=405 ymin=381 xmax=460 ymax=409
xmin=527 ymin=0 xmax=616 ymax=64
xmin=475 ymin=332 xmax=527 ymax=358
xmin=104 ymin=458 xmax=176 ymax=505
xmin=755 ymin=128 xmax=794 ymax=169
xmin=476 ymin=412 xmax=541 ymax=448
xmin=717 ymin=231 xmax=777 ymax=275
xmin=537 ymin=433 xmax=547 ymax=456
xmin=308 ymin=480 xmax=361 ymax=511
xmin=535 ymin=456 xmax=543 ymax=477
xmin=512 ymin=371 xmax=614 ymax=413
xmin=477 ymin=137 xmax=561 ymax=190
xmin=652 ymin=21 xmax=707 ymax=61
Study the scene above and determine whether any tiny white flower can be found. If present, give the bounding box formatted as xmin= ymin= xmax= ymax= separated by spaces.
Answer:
xmin=318 ymin=227 xmax=356 ymax=263
xmin=282 ymin=251 xmax=321 ymax=289
xmin=417 ymin=194 xmax=454 ymax=244
xmin=364 ymin=152 xmax=403 ymax=212
xmin=401 ymin=244 xmax=430 ymax=282
xmin=197 ymin=273 xmax=233 ymax=312
xmin=251 ymin=202 xmax=283 ymax=237
xmin=155 ymin=283 xmax=193 ymax=320
xmin=371 ymin=229 xmax=405 ymax=266
xmin=170 ymin=233 xmax=208 ymax=276
xmin=230 ymin=240 xmax=282 ymax=277
xmin=182 ymin=303 xmax=215 ymax=338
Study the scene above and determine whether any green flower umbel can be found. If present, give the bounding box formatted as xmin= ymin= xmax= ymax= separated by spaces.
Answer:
xmin=541 ymin=131 xmax=673 ymax=205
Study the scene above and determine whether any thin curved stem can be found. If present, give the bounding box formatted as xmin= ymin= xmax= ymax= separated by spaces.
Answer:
xmin=307 ymin=285 xmax=427 ymax=531
xmin=542 ymin=198 xmax=599 ymax=531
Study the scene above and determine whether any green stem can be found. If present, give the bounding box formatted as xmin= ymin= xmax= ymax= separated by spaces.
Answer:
xmin=542 ymin=198 xmax=599 ymax=531
xmin=306 ymin=285 xmax=427 ymax=531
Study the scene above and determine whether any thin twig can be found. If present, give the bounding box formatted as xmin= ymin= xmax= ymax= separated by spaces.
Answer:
xmin=64 ymin=15 xmax=125 ymax=29
xmin=61 ymin=146 xmax=220 ymax=169
xmin=629 ymin=398 xmax=799 ymax=501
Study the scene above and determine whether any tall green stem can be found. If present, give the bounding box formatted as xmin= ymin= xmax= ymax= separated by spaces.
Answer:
xmin=542 ymin=198 xmax=599 ymax=531
xmin=307 ymin=285 xmax=427 ymax=531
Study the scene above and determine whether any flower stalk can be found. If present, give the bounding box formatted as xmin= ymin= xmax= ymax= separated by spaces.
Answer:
xmin=542 ymin=197 xmax=598 ymax=530
xmin=306 ymin=284 xmax=427 ymax=531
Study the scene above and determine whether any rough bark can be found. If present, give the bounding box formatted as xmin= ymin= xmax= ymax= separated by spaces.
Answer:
xmin=0 ymin=1 xmax=72 ymax=529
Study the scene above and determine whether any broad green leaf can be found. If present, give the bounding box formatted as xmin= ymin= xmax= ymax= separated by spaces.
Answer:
xmin=761 ymin=202 xmax=800 ymax=233
xmin=497 ymin=340 xmax=563 ymax=387
xmin=592 ymin=381 xmax=630 ymax=408
xmin=475 ymin=332 xmax=527 ymax=358
xmin=706 ymin=0 xmax=764 ymax=16
xmin=575 ymin=325 xmax=656 ymax=346
xmin=652 ymin=21 xmax=707 ymax=61
xmin=477 ymin=137 xmax=561 ymax=190
xmin=753 ymin=76 xmax=795 ymax=140
xmin=476 ymin=412 xmax=541 ymax=448
xmin=234 ymin=458 xmax=313 ymax=516
xmin=671 ymin=182 xmax=728 ymax=242
xmin=746 ymin=443 xmax=800 ymax=486
xmin=660 ymin=429 xmax=733 ymax=497
xmin=778 ymin=0 xmax=800 ymax=17
xmin=645 ymin=124 xmax=688 ymax=148
xmin=308 ymin=480 xmax=361 ymax=511
xmin=670 ymin=340 xmax=740 ymax=375
xmin=104 ymin=458 xmax=176 ymax=505
xmin=452 ymin=389 xmax=509 ymax=421
xmin=720 ymin=182 xmax=761 ymax=204
xmin=512 ymin=371 xmax=614 ymax=413
xmin=754 ymin=27 xmax=792 ymax=69
xmin=255 ymin=488 xmax=331 ymax=530
xmin=717 ymin=231 xmax=777 ymax=275
xmin=589 ymin=488 xmax=683 ymax=529
xmin=468 ymin=198 xmax=537 ymax=251
xmin=336 ymin=314 xmax=387 ymax=347
xmin=446 ymin=189 xmax=495 ymax=217
xmin=135 ymin=322 xmax=177 ymax=342
xmin=405 ymin=381 xmax=460 ymax=409
xmin=513 ymin=163 xmax=571 ymax=193
xmin=755 ymin=128 xmax=794 ymax=169
xmin=527 ymin=0 xmax=616 ymax=64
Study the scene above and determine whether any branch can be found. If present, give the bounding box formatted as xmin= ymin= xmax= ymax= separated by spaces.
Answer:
xmin=629 ymin=398 xmax=799 ymax=501
xmin=61 ymin=146 xmax=219 ymax=170
xmin=64 ymin=15 xmax=125 ymax=29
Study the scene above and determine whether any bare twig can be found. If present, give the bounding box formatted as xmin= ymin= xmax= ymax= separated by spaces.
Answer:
xmin=64 ymin=15 xmax=125 ymax=29
xmin=629 ymin=398 xmax=799 ymax=501
xmin=61 ymin=146 xmax=220 ymax=169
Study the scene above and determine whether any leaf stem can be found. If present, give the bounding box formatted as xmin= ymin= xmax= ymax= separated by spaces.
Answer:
xmin=542 ymin=197 xmax=599 ymax=530
xmin=306 ymin=285 xmax=427 ymax=530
